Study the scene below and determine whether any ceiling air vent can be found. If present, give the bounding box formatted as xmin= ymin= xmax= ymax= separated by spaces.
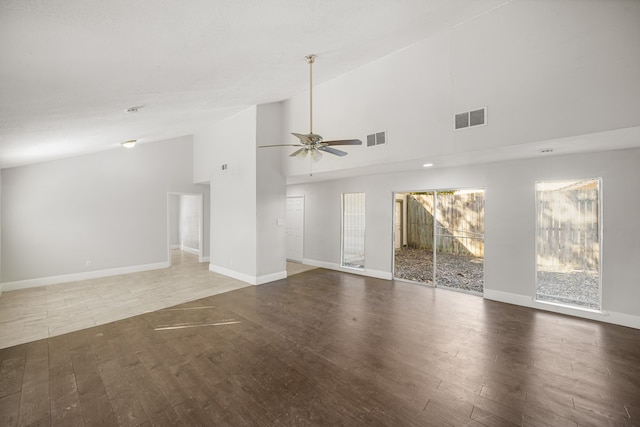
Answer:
xmin=366 ymin=131 xmax=387 ymax=147
xmin=454 ymin=107 xmax=487 ymax=130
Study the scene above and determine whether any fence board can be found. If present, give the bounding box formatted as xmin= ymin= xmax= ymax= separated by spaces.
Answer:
xmin=406 ymin=191 xmax=484 ymax=256
xmin=537 ymin=187 xmax=599 ymax=271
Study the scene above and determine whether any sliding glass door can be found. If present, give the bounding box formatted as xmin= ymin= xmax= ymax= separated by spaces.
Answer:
xmin=394 ymin=189 xmax=484 ymax=294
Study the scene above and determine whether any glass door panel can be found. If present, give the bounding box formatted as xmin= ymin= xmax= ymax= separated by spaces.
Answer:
xmin=434 ymin=189 xmax=485 ymax=294
xmin=393 ymin=192 xmax=434 ymax=284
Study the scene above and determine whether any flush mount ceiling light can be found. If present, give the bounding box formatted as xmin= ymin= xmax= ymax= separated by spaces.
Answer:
xmin=125 ymin=105 xmax=144 ymax=113
xmin=121 ymin=139 xmax=137 ymax=148
xmin=423 ymin=163 xmax=434 ymax=168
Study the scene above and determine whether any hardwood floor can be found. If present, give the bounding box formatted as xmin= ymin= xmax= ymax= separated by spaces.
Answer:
xmin=1 ymin=266 xmax=639 ymax=426
xmin=0 ymin=251 xmax=252 ymax=349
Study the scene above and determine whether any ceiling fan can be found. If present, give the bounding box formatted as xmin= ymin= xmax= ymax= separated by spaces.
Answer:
xmin=259 ymin=54 xmax=362 ymax=162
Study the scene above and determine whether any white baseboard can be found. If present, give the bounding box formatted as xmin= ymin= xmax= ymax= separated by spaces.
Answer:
xmin=303 ymin=258 xmax=393 ymax=281
xmin=200 ymin=256 xmax=210 ymax=263
xmin=209 ymin=264 xmax=255 ymax=285
xmin=180 ymin=246 xmax=200 ymax=256
xmin=170 ymin=244 xmax=181 ymax=250
xmin=483 ymin=289 xmax=640 ymax=330
xmin=1 ymin=262 xmax=170 ymax=292
xmin=256 ymin=270 xmax=287 ymax=285
xmin=208 ymin=264 xmax=287 ymax=286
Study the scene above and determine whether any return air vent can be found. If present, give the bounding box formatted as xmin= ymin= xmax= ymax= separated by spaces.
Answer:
xmin=366 ymin=131 xmax=387 ymax=147
xmin=454 ymin=107 xmax=487 ymax=130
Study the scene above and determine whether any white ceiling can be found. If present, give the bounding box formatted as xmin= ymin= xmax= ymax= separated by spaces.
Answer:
xmin=0 ymin=0 xmax=512 ymax=169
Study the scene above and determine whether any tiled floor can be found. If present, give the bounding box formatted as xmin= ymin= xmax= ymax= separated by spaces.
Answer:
xmin=0 ymin=251 xmax=314 ymax=349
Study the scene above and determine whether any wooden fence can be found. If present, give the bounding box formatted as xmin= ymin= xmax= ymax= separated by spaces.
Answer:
xmin=406 ymin=192 xmax=484 ymax=257
xmin=536 ymin=187 xmax=599 ymax=271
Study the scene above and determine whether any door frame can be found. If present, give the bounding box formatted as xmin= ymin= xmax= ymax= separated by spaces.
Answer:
xmin=286 ymin=195 xmax=305 ymax=262
xmin=167 ymin=192 xmax=205 ymax=265
xmin=392 ymin=187 xmax=485 ymax=295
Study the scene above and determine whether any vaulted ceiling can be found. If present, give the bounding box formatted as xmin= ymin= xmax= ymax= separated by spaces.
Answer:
xmin=0 ymin=0 xmax=512 ymax=169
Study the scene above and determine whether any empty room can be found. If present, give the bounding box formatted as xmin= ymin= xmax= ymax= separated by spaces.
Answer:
xmin=1 ymin=1 xmax=640 ymax=426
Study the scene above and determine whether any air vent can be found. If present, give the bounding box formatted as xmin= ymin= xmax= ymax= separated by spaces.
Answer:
xmin=366 ymin=130 xmax=387 ymax=147
xmin=454 ymin=107 xmax=487 ymax=130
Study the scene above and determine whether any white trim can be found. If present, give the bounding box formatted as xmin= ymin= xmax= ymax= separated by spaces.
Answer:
xmin=303 ymin=258 xmax=393 ymax=280
xmin=209 ymin=264 xmax=287 ymax=286
xmin=167 ymin=192 xmax=205 ymax=266
xmin=256 ymin=271 xmax=287 ymax=285
xmin=484 ymin=289 xmax=640 ymax=330
xmin=180 ymin=246 xmax=200 ymax=256
xmin=1 ymin=262 xmax=170 ymax=292
xmin=286 ymin=195 xmax=305 ymax=263
xmin=210 ymin=264 xmax=256 ymax=285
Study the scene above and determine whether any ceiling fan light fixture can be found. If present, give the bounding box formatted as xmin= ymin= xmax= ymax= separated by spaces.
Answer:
xmin=121 ymin=139 xmax=137 ymax=148
xmin=257 ymin=54 xmax=363 ymax=175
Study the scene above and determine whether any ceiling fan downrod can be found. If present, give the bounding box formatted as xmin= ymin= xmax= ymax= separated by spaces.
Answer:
xmin=305 ymin=54 xmax=315 ymax=134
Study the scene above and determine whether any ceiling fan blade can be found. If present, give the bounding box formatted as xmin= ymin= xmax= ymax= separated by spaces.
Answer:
xmin=258 ymin=144 xmax=304 ymax=148
xmin=318 ymin=146 xmax=348 ymax=156
xmin=290 ymin=148 xmax=307 ymax=158
xmin=292 ymin=132 xmax=312 ymax=144
xmin=322 ymin=139 xmax=362 ymax=146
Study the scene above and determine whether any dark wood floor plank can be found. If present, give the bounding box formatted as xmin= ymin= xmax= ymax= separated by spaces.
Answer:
xmin=17 ymin=341 xmax=50 ymax=426
xmin=0 ymin=345 xmax=27 ymax=400
xmin=49 ymin=372 xmax=82 ymax=427
xmin=0 ymin=392 xmax=20 ymax=427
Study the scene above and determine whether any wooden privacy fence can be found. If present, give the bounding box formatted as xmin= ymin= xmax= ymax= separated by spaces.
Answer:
xmin=536 ymin=187 xmax=599 ymax=271
xmin=406 ymin=192 xmax=484 ymax=257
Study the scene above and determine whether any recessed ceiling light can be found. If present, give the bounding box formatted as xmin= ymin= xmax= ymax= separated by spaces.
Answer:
xmin=423 ymin=163 xmax=434 ymax=168
xmin=125 ymin=105 xmax=144 ymax=113
xmin=121 ymin=139 xmax=137 ymax=148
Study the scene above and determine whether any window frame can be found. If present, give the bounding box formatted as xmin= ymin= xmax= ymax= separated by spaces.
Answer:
xmin=341 ymin=192 xmax=366 ymax=270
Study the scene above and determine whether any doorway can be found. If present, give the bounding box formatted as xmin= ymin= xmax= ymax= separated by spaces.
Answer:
xmin=286 ymin=196 xmax=304 ymax=262
xmin=167 ymin=193 xmax=204 ymax=265
xmin=393 ymin=189 xmax=485 ymax=294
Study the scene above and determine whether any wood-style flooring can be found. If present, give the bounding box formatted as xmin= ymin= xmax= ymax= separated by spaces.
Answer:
xmin=0 ymin=251 xmax=255 ymax=349
xmin=1 ymin=261 xmax=639 ymax=426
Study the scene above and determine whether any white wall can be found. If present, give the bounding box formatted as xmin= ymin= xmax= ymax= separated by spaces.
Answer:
xmin=256 ymin=103 xmax=287 ymax=278
xmin=169 ymin=194 xmax=180 ymax=247
xmin=207 ymin=107 xmax=258 ymax=277
xmin=179 ymin=194 xmax=201 ymax=252
xmin=287 ymin=148 xmax=640 ymax=328
xmin=193 ymin=104 xmax=287 ymax=284
xmin=281 ymin=0 xmax=640 ymax=178
xmin=1 ymin=135 xmax=208 ymax=287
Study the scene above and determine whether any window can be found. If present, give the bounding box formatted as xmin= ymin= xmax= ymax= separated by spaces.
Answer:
xmin=535 ymin=179 xmax=601 ymax=310
xmin=342 ymin=193 xmax=365 ymax=268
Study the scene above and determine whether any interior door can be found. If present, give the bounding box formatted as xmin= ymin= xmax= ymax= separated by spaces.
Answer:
xmin=286 ymin=196 xmax=304 ymax=262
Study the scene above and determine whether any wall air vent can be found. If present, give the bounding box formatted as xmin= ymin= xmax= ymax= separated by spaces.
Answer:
xmin=366 ymin=130 xmax=387 ymax=147
xmin=454 ymin=107 xmax=487 ymax=130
